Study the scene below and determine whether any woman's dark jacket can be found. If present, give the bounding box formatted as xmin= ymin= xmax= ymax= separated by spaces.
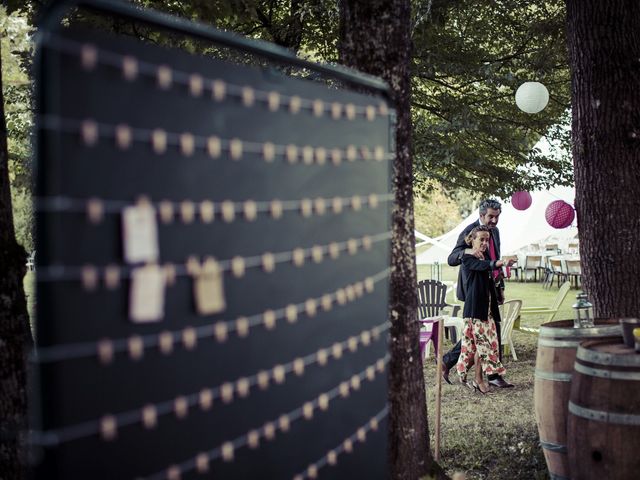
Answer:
xmin=461 ymin=254 xmax=502 ymax=322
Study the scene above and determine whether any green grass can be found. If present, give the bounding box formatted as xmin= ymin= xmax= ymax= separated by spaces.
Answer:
xmin=418 ymin=265 xmax=579 ymax=479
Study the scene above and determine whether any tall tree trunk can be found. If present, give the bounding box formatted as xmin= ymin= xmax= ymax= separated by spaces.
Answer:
xmin=339 ymin=2 xmax=445 ymax=479
xmin=566 ymin=0 xmax=640 ymax=316
xmin=0 ymin=43 xmax=32 ymax=479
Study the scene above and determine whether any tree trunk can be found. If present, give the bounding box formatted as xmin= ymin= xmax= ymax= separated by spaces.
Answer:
xmin=566 ymin=0 xmax=640 ymax=316
xmin=339 ymin=2 xmax=445 ymax=479
xmin=0 ymin=42 xmax=32 ymax=479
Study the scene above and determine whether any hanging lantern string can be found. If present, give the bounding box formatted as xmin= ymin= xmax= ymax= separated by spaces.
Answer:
xmin=140 ymin=355 xmax=390 ymax=480
xmin=31 ymin=267 xmax=391 ymax=364
xmin=29 ymin=321 xmax=388 ymax=447
xmin=35 ymin=192 xmax=393 ymax=219
xmin=292 ymin=405 xmax=388 ymax=480
xmin=35 ymin=230 xmax=392 ymax=284
xmin=38 ymin=114 xmax=393 ymax=164
xmin=39 ymin=32 xmax=391 ymax=122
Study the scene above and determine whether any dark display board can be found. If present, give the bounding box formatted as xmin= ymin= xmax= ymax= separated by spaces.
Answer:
xmin=31 ymin=9 xmax=393 ymax=479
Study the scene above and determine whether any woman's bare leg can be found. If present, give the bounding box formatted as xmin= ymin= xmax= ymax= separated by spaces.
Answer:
xmin=474 ymin=352 xmax=488 ymax=393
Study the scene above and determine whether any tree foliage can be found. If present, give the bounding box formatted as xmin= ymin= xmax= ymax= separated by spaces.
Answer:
xmin=0 ymin=15 xmax=32 ymax=478
xmin=132 ymin=0 xmax=340 ymax=60
xmin=14 ymin=0 xmax=573 ymax=200
xmin=414 ymin=186 xmax=463 ymax=237
xmin=126 ymin=1 xmax=573 ymax=198
xmin=1 ymin=6 xmax=34 ymax=252
xmin=412 ymin=0 xmax=573 ymax=197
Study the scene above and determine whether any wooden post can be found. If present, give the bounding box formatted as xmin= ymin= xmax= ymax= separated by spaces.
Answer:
xmin=434 ymin=317 xmax=444 ymax=461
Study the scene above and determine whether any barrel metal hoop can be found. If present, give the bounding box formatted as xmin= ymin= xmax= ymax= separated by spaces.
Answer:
xmin=539 ymin=439 xmax=567 ymax=453
xmin=577 ymin=345 xmax=640 ymax=367
xmin=549 ymin=473 xmax=570 ymax=480
xmin=539 ymin=325 xmax=621 ymax=339
xmin=574 ymin=362 xmax=640 ymax=380
xmin=568 ymin=401 xmax=640 ymax=425
xmin=538 ymin=338 xmax=579 ymax=348
xmin=535 ymin=369 xmax=572 ymax=382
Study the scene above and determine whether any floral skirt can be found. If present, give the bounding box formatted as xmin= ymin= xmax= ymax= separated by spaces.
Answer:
xmin=455 ymin=316 xmax=506 ymax=380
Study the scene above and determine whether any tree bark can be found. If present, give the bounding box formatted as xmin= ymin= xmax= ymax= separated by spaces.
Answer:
xmin=0 ymin=42 xmax=32 ymax=479
xmin=566 ymin=0 xmax=640 ymax=316
xmin=339 ymin=2 xmax=445 ymax=479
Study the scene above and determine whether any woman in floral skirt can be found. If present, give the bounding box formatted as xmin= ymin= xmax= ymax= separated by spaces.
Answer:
xmin=455 ymin=225 xmax=515 ymax=393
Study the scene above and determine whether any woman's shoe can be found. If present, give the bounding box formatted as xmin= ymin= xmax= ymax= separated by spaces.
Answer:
xmin=460 ymin=378 xmax=474 ymax=391
xmin=472 ymin=380 xmax=489 ymax=394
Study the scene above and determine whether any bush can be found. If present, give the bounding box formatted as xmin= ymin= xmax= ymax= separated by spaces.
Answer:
xmin=11 ymin=185 xmax=33 ymax=252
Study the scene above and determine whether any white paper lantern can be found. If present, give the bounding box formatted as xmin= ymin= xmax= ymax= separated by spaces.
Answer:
xmin=515 ymin=81 xmax=549 ymax=113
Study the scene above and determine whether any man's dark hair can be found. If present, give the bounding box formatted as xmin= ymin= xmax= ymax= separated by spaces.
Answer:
xmin=479 ymin=199 xmax=502 ymax=215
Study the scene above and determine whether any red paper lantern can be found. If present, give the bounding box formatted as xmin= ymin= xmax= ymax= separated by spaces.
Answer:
xmin=512 ymin=191 xmax=532 ymax=210
xmin=545 ymin=200 xmax=575 ymax=229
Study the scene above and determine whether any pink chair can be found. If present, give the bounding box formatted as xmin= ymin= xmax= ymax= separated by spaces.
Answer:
xmin=419 ymin=316 xmax=442 ymax=361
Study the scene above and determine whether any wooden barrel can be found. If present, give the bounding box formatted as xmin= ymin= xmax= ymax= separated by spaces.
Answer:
xmin=534 ymin=319 xmax=621 ymax=480
xmin=567 ymin=339 xmax=640 ymax=480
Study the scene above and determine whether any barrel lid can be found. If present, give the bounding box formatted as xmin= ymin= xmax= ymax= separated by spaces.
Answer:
xmin=576 ymin=339 xmax=639 ymax=367
xmin=539 ymin=318 xmax=622 ymax=339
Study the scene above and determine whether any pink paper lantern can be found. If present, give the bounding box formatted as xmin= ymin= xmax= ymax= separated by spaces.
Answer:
xmin=545 ymin=200 xmax=575 ymax=229
xmin=512 ymin=191 xmax=532 ymax=210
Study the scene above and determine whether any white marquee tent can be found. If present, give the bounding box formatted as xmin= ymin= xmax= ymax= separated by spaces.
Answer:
xmin=416 ymin=186 xmax=578 ymax=265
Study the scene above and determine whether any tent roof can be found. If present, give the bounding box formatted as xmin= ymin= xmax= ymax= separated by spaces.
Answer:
xmin=416 ymin=186 xmax=577 ymax=264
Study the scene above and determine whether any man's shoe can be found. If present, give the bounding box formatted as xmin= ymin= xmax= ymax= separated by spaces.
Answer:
xmin=442 ymin=364 xmax=452 ymax=385
xmin=488 ymin=377 xmax=514 ymax=388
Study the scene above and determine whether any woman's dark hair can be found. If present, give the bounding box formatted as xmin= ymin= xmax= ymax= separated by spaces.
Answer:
xmin=465 ymin=224 xmax=491 ymax=246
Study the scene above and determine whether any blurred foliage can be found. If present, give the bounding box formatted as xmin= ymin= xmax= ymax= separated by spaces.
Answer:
xmin=413 ymin=184 xmax=462 ymax=237
xmin=1 ymin=5 xmax=34 ymax=251
xmin=1 ymin=6 xmax=33 ymax=188
xmin=444 ymin=186 xmax=481 ymax=219
xmin=11 ymin=185 xmax=33 ymax=252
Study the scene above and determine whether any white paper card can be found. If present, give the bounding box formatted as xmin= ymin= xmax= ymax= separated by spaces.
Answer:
xmin=129 ymin=264 xmax=165 ymax=323
xmin=122 ymin=202 xmax=159 ymax=263
xmin=194 ymin=258 xmax=226 ymax=315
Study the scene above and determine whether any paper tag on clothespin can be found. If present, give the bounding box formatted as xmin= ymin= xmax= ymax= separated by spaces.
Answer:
xmin=194 ymin=257 xmax=226 ymax=315
xmin=122 ymin=197 xmax=159 ymax=264
xmin=129 ymin=264 xmax=165 ymax=323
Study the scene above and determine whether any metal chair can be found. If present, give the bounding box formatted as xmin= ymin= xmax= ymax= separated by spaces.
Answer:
xmin=520 ymin=255 xmax=542 ymax=282
xmin=545 ymin=243 xmax=559 ymax=252
xmin=545 ymin=258 xmax=568 ymax=288
xmin=565 ymin=259 xmax=582 ymax=288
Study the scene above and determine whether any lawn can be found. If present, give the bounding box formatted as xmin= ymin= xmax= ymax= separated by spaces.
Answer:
xmin=418 ymin=264 xmax=578 ymax=479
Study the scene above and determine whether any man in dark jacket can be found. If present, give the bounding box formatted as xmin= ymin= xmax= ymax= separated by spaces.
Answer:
xmin=441 ymin=199 xmax=514 ymax=388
